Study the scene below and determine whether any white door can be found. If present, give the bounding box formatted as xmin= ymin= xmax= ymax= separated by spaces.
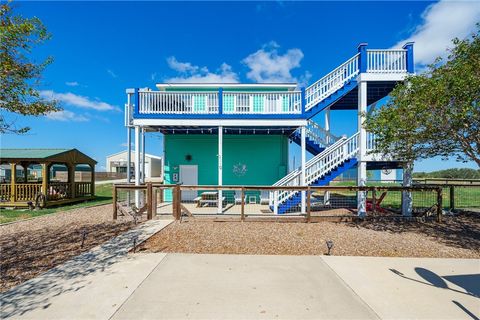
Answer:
xmin=179 ymin=165 xmax=198 ymax=201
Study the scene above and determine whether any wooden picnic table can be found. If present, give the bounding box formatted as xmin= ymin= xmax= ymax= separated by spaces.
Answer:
xmin=194 ymin=191 xmax=225 ymax=207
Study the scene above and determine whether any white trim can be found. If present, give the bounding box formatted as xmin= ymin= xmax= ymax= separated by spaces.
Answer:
xmin=133 ymin=119 xmax=307 ymax=127
xmin=156 ymin=83 xmax=297 ymax=90
xmin=357 ymin=73 xmax=408 ymax=82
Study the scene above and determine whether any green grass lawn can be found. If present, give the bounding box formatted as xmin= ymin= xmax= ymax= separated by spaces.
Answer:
xmin=0 ymin=183 xmax=113 ymax=224
xmin=327 ymin=181 xmax=480 ymax=209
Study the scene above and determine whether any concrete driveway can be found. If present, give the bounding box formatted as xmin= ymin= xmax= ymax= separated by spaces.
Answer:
xmin=2 ymin=252 xmax=478 ymax=320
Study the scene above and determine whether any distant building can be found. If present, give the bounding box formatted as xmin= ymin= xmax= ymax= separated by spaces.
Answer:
xmin=106 ymin=150 xmax=162 ymax=179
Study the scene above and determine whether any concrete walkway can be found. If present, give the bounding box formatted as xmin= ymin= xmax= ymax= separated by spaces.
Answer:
xmin=2 ymin=251 xmax=479 ymax=319
xmin=1 ymin=219 xmax=172 ymax=320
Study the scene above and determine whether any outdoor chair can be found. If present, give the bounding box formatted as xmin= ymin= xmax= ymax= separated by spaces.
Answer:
xmin=366 ymin=191 xmax=388 ymax=213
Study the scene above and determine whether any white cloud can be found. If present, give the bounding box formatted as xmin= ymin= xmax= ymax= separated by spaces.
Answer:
xmin=107 ymin=69 xmax=118 ymax=78
xmin=164 ymin=58 xmax=239 ymax=83
xmin=46 ymin=110 xmax=88 ymax=122
xmin=242 ymin=41 xmax=307 ymax=83
xmin=40 ymin=90 xmax=120 ymax=112
xmin=65 ymin=81 xmax=79 ymax=87
xmin=394 ymin=0 xmax=480 ymax=65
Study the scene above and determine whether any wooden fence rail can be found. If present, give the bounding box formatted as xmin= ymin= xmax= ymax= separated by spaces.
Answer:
xmin=113 ymin=183 xmax=449 ymax=222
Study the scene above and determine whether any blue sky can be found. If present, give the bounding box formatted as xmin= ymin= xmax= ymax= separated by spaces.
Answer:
xmin=2 ymin=1 xmax=480 ymax=172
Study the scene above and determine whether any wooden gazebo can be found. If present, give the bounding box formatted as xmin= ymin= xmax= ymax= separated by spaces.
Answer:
xmin=0 ymin=149 xmax=97 ymax=208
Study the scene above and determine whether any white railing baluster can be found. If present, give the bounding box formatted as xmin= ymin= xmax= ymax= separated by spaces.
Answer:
xmin=366 ymin=49 xmax=406 ymax=73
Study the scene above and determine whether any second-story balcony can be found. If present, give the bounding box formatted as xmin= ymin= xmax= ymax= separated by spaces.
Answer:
xmin=128 ymin=45 xmax=414 ymax=122
xmin=136 ymin=89 xmax=303 ymax=119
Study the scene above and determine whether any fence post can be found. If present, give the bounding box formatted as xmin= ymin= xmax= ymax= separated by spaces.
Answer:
xmin=175 ymin=184 xmax=181 ymax=220
xmin=449 ymin=185 xmax=455 ymax=211
xmin=172 ymin=185 xmax=178 ymax=220
xmin=306 ymin=187 xmax=311 ymax=222
xmin=372 ymin=187 xmax=376 ymax=215
xmin=113 ymin=185 xmax=117 ymax=220
xmin=437 ymin=188 xmax=443 ymax=223
xmin=241 ymin=187 xmax=245 ymax=221
xmin=146 ymin=182 xmax=153 ymax=220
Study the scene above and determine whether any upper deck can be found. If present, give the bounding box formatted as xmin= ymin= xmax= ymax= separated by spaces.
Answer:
xmin=127 ymin=44 xmax=414 ymax=127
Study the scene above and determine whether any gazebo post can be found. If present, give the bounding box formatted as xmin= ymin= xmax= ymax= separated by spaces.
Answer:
xmin=90 ymin=164 xmax=95 ymax=197
xmin=23 ymin=162 xmax=29 ymax=183
xmin=10 ymin=163 xmax=16 ymax=203
xmin=41 ymin=163 xmax=49 ymax=199
xmin=69 ymin=164 xmax=76 ymax=199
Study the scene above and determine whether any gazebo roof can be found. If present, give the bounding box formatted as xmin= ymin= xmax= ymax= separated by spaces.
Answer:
xmin=0 ymin=149 xmax=97 ymax=165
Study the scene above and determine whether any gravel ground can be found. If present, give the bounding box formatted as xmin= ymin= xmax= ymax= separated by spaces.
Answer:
xmin=0 ymin=204 xmax=141 ymax=292
xmin=140 ymin=211 xmax=480 ymax=258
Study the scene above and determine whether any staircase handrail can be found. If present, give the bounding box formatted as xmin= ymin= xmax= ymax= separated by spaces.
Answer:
xmin=273 ymin=136 xmax=348 ymax=187
xmin=306 ymin=119 xmax=340 ymax=145
xmin=304 ymin=54 xmax=360 ymax=111
xmin=272 ymin=132 xmax=359 ymax=205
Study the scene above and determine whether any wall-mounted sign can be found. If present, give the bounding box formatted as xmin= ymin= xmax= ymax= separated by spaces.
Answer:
xmin=233 ymin=162 xmax=247 ymax=177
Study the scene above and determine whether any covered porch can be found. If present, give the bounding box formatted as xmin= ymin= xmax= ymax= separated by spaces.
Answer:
xmin=0 ymin=149 xmax=96 ymax=208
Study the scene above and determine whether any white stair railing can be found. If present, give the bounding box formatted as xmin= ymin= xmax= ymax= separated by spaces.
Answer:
xmin=306 ymin=119 xmax=340 ymax=146
xmin=292 ymin=120 xmax=340 ymax=147
xmin=271 ymin=132 xmax=360 ymax=207
xmin=304 ymin=54 xmax=360 ymax=111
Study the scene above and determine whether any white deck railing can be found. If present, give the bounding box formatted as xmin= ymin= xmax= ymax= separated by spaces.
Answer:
xmin=138 ymin=90 xmax=302 ymax=115
xmin=138 ymin=91 xmax=219 ymax=114
xmin=304 ymin=54 xmax=360 ymax=111
xmin=367 ymin=49 xmax=407 ymax=73
xmin=136 ymin=49 xmax=409 ymax=117
xmin=222 ymin=91 xmax=302 ymax=114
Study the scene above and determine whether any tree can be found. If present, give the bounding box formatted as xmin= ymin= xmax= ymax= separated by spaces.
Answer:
xmin=0 ymin=1 xmax=59 ymax=134
xmin=365 ymin=24 xmax=480 ymax=167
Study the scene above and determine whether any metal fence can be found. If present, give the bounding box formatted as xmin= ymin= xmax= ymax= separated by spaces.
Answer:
xmin=113 ymin=183 xmax=445 ymax=222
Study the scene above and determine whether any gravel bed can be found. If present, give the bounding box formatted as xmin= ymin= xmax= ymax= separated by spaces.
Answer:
xmin=139 ymin=211 xmax=480 ymax=258
xmin=0 ymin=204 xmax=142 ymax=292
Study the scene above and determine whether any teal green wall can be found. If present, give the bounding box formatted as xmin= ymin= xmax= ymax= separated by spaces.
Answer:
xmin=164 ymin=134 xmax=288 ymax=186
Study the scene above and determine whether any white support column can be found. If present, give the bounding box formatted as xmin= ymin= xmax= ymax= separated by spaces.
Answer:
xmin=324 ymin=107 xmax=331 ymax=205
xmin=127 ymin=128 xmax=131 ymax=183
xmin=141 ymin=128 xmax=146 ymax=183
xmin=218 ymin=126 xmax=223 ymax=214
xmin=324 ymin=107 xmax=331 ymax=144
xmin=134 ymin=126 xmax=141 ymax=207
xmin=301 ymin=125 xmax=306 ymax=214
xmin=402 ymin=162 xmax=413 ymax=216
xmin=126 ymin=92 xmax=133 ymax=184
xmin=357 ymin=80 xmax=368 ymax=217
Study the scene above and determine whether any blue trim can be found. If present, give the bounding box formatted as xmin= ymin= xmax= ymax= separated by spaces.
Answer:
xmin=290 ymin=132 xmax=325 ymax=155
xmin=303 ymin=80 xmax=358 ymax=119
xmin=402 ymin=42 xmax=415 ymax=73
xmin=133 ymin=112 xmax=305 ymax=120
xmin=357 ymin=43 xmax=368 ymax=73
xmin=218 ymin=87 xmax=223 ymax=114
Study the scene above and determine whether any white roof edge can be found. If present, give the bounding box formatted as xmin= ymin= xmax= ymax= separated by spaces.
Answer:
xmin=155 ymin=83 xmax=297 ymax=89
xmin=106 ymin=150 xmax=162 ymax=160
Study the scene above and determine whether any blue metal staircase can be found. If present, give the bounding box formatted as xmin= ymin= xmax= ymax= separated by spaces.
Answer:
xmin=274 ymin=158 xmax=358 ymax=214
xmin=290 ymin=119 xmax=340 ymax=155
xmin=271 ymin=133 xmax=360 ymax=214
